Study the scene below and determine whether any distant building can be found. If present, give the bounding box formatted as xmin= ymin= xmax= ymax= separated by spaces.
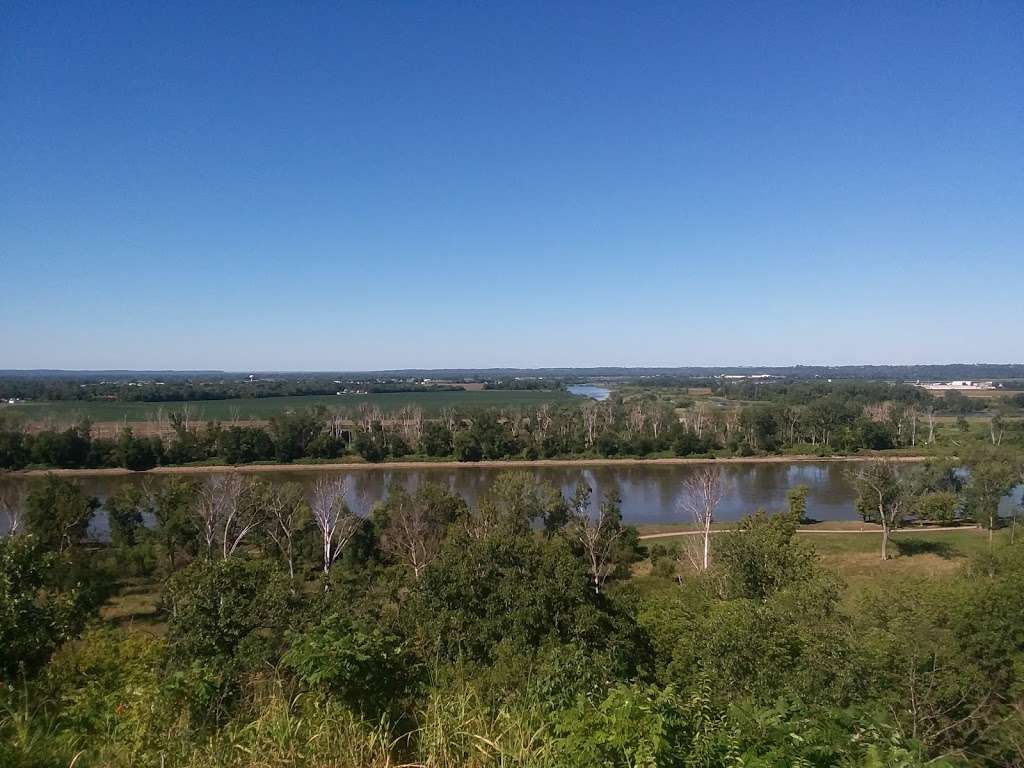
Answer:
xmin=917 ymin=380 xmax=997 ymax=391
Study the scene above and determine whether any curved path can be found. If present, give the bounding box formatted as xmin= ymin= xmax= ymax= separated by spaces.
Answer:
xmin=639 ymin=524 xmax=978 ymax=540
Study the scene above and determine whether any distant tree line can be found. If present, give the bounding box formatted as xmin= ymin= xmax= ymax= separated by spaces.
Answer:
xmin=0 ymin=376 xmax=477 ymax=403
xmin=2 ymin=386 xmax=1019 ymax=471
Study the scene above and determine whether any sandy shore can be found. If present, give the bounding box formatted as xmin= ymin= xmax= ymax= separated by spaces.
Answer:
xmin=4 ymin=454 xmax=928 ymax=479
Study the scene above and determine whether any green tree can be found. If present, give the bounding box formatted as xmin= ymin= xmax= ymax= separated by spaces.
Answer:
xmin=163 ymin=557 xmax=291 ymax=666
xmin=104 ymin=482 xmax=146 ymax=547
xmin=283 ymin=614 xmax=410 ymax=718
xmin=407 ymin=532 xmax=645 ymax=677
xmin=252 ymin=479 xmax=311 ymax=582
xmin=148 ymin=477 xmax=198 ymax=572
xmin=848 ymin=460 xmax=908 ymax=560
xmin=912 ymin=491 xmax=960 ymax=523
xmin=116 ymin=427 xmax=161 ymax=470
xmin=0 ymin=535 xmax=92 ymax=678
xmin=467 ymin=471 xmax=567 ymax=539
xmin=786 ymin=484 xmax=809 ymax=522
xmin=24 ymin=475 xmax=98 ymax=555
xmin=964 ymin=451 xmax=1017 ymax=546
xmin=714 ymin=510 xmax=820 ymax=601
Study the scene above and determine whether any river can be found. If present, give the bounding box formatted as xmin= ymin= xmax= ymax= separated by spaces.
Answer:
xmin=566 ymin=384 xmax=611 ymax=400
xmin=3 ymin=461 xmax=1021 ymax=539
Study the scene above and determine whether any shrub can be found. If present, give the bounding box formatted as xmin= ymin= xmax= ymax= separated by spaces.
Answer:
xmin=283 ymin=614 xmax=411 ymax=718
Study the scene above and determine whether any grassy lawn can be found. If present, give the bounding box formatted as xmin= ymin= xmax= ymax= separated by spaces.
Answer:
xmin=8 ymin=389 xmax=575 ymax=423
xmin=633 ymin=523 xmax=1016 ymax=603
xmin=810 ymin=526 xmax=1009 ymax=599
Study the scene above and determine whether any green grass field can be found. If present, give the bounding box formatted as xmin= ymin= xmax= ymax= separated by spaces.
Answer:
xmin=7 ymin=389 xmax=576 ymax=423
xmin=633 ymin=524 xmax=1014 ymax=604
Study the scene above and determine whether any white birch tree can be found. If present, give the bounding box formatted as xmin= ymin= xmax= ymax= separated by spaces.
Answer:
xmin=679 ymin=465 xmax=723 ymax=571
xmin=309 ymin=477 xmax=360 ymax=589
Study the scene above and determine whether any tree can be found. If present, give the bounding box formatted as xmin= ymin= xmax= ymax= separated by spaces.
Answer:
xmin=104 ymin=482 xmax=146 ymax=547
xmin=24 ymin=475 xmax=98 ymax=555
xmin=679 ymin=466 xmax=723 ymax=571
xmin=116 ymin=427 xmax=161 ymax=470
xmin=714 ymin=510 xmax=820 ymax=600
xmin=912 ymin=491 xmax=960 ymax=523
xmin=407 ymin=533 xmax=642 ymax=675
xmin=566 ymin=482 xmax=626 ymax=593
xmin=378 ymin=482 xmax=465 ymax=580
xmin=989 ymin=414 xmax=1005 ymax=446
xmin=848 ymin=460 xmax=908 ymax=560
xmin=0 ymin=535 xmax=92 ymax=678
xmin=255 ymin=480 xmax=309 ymax=583
xmin=148 ymin=477 xmax=198 ymax=572
xmin=163 ymin=557 xmax=291 ymax=675
xmin=421 ymin=421 xmax=453 ymax=457
xmin=467 ymin=471 xmax=567 ymax=540
xmin=283 ymin=614 xmax=409 ymax=719
xmin=195 ymin=473 xmax=260 ymax=559
xmin=0 ymin=483 xmax=25 ymax=536
xmin=452 ymin=429 xmax=482 ymax=462
xmin=309 ymin=477 xmax=360 ymax=589
xmin=786 ymin=484 xmax=809 ymax=522
xmin=964 ymin=452 xmax=1016 ymax=547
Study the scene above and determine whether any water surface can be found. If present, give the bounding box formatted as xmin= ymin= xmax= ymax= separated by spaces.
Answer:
xmin=567 ymin=384 xmax=611 ymax=401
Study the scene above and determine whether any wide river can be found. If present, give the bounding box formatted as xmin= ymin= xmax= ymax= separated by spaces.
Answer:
xmin=3 ymin=461 xmax=1021 ymax=539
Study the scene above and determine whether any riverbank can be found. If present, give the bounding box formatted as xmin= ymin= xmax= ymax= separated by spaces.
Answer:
xmin=4 ymin=453 xmax=929 ymax=479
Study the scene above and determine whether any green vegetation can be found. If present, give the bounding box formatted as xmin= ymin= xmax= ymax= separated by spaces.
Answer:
xmin=2 ymin=456 xmax=1024 ymax=766
xmin=2 ymin=375 xmax=1022 ymax=472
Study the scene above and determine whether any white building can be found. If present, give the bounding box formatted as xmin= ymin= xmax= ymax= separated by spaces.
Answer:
xmin=918 ymin=380 xmax=997 ymax=391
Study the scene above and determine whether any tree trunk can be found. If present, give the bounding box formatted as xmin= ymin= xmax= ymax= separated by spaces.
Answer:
xmin=881 ymin=522 xmax=890 ymax=561
xmin=702 ymin=517 xmax=711 ymax=570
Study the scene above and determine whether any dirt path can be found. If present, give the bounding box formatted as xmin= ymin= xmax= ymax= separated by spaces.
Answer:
xmin=5 ymin=453 xmax=929 ymax=479
xmin=639 ymin=524 xmax=979 ymax=540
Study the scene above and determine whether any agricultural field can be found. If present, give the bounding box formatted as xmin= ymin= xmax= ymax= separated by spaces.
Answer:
xmin=4 ymin=389 xmax=576 ymax=424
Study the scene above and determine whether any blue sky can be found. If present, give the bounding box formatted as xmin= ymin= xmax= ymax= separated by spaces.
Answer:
xmin=1 ymin=1 xmax=1021 ymax=370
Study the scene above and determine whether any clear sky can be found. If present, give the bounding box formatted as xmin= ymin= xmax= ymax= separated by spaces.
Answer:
xmin=1 ymin=1 xmax=1021 ymax=371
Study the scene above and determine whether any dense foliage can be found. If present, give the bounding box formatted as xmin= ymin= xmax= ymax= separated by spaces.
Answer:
xmin=2 ymin=457 xmax=1024 ymax=766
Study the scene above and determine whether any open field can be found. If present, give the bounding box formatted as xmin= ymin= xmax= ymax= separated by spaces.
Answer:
xmin=3 ymin=389 xmax=575 ymax=424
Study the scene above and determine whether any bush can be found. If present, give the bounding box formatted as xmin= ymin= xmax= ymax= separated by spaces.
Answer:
xmin=283 ymin=614 xmax=411 ymax=718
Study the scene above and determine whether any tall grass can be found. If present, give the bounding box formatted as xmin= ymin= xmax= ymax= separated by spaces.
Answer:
xmin=1 ymin=671 xmax=564 ymax=768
